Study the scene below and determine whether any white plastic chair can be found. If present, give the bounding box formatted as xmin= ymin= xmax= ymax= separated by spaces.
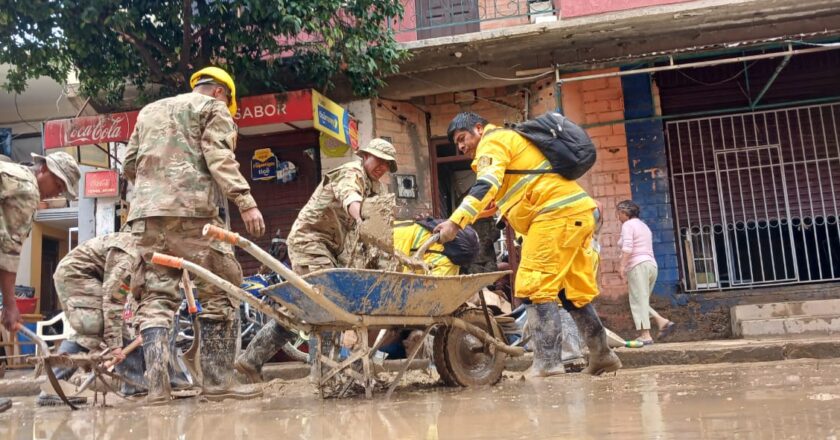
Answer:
xmin=35 ymin=312 xmax=76 ymax=356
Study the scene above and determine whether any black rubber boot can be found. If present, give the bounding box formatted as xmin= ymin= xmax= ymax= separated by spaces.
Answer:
xmin=36 ymin=340 xmax=89 ymax=407
xmin=234 ymin=321 xmax=294 ymax=383
xmin=199 ymin=318 xmax=263 ymax=401
xmin=566 ymin=303 xmax=622 ymax=376
xmin=525 ymin=303 xmax=567 ymax=377
xmin=141 ymin=327 xmax=172 ymax=405
xmin=115 ymin=338 xmax=147 ymax=397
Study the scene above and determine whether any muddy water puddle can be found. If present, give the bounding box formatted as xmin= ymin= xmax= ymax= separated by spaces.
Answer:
xmin=2 ymin=359 xmax=840 ymax=439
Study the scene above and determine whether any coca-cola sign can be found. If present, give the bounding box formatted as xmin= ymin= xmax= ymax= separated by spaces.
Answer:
xmin=44 ymin=111 xmax=139 ymax=149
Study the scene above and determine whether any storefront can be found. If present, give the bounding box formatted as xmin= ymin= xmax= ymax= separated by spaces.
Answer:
xmin=39 ymin=89 xmax=359 ymax=308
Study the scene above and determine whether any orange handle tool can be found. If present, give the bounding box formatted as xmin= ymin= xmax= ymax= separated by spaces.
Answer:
xmin=151 ymin=252 xmax=184 ymax=269
xmin=203 ymin=224 xmax=240 ymax=245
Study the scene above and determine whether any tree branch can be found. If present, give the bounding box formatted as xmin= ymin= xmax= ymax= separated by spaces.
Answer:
xmin=116 ymin=30 xmax=166 ymax=84
xmin=178 ymin=0 xmax=192 ymax=85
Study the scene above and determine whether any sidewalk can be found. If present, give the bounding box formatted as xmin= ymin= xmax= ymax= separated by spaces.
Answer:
xmin=2 ymin=336 xmax=838 ymax=397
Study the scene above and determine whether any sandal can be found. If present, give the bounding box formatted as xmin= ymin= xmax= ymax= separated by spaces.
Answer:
xmin=659 ymin=321 xmax=676 ymax=339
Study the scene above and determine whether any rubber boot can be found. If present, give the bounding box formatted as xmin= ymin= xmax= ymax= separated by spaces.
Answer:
xmin=115 ymin=338 xmax=147 ymax=397
xmin=558 ymin=308 xmax=587 ymax=372
xmin=141 ymin=327 xmax=172 ymax=405
xmin=36 ymin=340 xmax=89 ymax=407
xmin=168 ymin=321 xmax=194 ymax=392
xmin=567 ymin=303 xmax=622 ymax=376
xmin=234 ymin=321 xmax=294 ymax=383
xmin=525 ymin=303 xmax=566 ymax=377
xmin=199 ymin=318 xmax=263 ymax=401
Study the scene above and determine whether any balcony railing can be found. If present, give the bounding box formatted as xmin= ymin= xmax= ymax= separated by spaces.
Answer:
xmin=392 ymin=0 xmax=560 ymax=41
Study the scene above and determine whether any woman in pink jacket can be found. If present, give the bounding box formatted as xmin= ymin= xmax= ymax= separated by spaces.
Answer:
xmin=617 ymin=200 xmax=676 ymax=345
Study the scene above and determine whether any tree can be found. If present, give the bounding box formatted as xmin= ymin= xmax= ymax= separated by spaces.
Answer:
xmin=0 ymin=0 xmax=406 ymax=107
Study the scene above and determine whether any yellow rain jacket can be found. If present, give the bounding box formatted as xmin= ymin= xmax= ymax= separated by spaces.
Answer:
xmin=448 ymin=124 xmax=598 ymax=306
xmin=393 ymin=221 xmax=459 ymax=276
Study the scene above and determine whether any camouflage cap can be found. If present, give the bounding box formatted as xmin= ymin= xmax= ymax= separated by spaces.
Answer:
xmin=31 ymin=152 xmax=81 ymax=199
xmin=357 ymin=138 xmax=398 ymax=173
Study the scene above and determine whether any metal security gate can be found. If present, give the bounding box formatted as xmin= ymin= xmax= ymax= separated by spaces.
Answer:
xmin=667 ymin=103 xmax=840 ymax=291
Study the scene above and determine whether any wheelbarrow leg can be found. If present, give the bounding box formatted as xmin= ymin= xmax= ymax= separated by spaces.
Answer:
xmin=313 ymin=333 xmax=324 ymax=399
xmin=360 ymin=329 xmax=372 ymax=399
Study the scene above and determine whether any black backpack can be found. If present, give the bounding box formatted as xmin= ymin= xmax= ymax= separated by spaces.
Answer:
xmin=499 ymin=112 xmax=596 ymax=180
xmin=415 ymin=218 xmax=480 ymax=267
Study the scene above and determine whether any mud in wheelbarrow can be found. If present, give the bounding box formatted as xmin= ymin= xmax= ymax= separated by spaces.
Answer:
xmin=152 ymin=225 xmax=525 ymax=399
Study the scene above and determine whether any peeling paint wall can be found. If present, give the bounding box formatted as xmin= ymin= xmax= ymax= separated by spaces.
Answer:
xmin=620 ymin=72 xmax=680 ymax=297
xmin=373 ymin=99 xmax=433 ymax=218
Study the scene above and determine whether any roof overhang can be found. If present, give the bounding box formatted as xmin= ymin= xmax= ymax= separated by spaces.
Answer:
xmin=381 ymin=0 xmax=840 ymax=99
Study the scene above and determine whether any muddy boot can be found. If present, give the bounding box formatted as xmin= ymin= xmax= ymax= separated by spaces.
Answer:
xmin=115 ymin=338 xmax=148 ymax=397
xmin=199 ymin=318 xmax=263 ymax=401
xmin=36 ymin=340 xmax=89 ymax=407
xmin=558 ymin=308 xmax=587 ymax=373
xmin=234 ymin=321 xmax=294 ymax=383
xmin=525 ymin=303 xmax=566 ymax=377
xmin=567 ymin=304 xmax=622 ymax=376
xmin=141 ymin=327 xmax=172 ymax=405
xmin=168 ymin=324 xmax=194 ymax=392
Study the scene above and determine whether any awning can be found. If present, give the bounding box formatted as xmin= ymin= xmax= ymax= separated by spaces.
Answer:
xmin=43 ymin=89 xmax=359 ymax=150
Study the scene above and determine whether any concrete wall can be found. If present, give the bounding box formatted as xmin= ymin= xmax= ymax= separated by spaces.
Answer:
xmin=372 ymin=99 xmax=434 ymax=218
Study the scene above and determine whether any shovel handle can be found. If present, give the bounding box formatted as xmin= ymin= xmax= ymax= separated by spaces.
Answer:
xmin=181 ymin=270 xmax=199 ymax=314
xmin=151 ymin=252 xmax=184 ymax=269
xmin=203 ymin=224 xmax=240 ymax=245
xmin=104 ymin=336 xmax=143 ymax=369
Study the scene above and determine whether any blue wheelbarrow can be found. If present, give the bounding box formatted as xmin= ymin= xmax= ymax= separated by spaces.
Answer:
xmin=152 ymin=224 xmax=525 ymax=399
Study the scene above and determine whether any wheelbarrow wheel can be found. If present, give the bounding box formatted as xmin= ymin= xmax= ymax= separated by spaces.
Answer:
xmin=433 ymin=308 xmax=507 ymax=387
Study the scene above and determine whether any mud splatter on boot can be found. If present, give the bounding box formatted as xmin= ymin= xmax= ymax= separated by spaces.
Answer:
xmin=115 ymin=338 xmax=147 ymax=397
xmin=567 ymin=304 xmax=622 ymax=376
xmin=141 ymin=327 xmax=172 ymax=405
xmin=36 ymin=340 xmax=89 ymax=407
xmin=199 ymin=318 xmax=263 ymax=401
xmin=234 ymin=321 xmax=294 ymax=383
xmin=526 ymin=303 xmax=567 ymax=377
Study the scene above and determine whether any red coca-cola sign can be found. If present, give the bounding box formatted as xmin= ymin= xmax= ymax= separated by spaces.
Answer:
xmin=84 ymin=169 xmax=119 ymax=198
xmin=44 ymin=112 xmax=139 ymax=149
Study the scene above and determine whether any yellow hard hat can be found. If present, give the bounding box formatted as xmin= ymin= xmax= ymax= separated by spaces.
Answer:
xmin=190 ymin=66 xmax=237 ymax=116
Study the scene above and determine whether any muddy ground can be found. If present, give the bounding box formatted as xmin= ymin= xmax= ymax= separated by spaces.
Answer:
xmin=2 ymin=359 xmax=839 ymax=439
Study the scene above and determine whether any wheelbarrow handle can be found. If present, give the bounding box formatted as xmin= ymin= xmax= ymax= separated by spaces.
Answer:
xmin=413 ymin=233 xmax=440 ymax=260
xmin=203 ymin=224 xmax=240 ymax=245
xmin=151 ymin=253 xmax=184 ymax=269
xmin=200 ymin=224 xmax=361 ymax=325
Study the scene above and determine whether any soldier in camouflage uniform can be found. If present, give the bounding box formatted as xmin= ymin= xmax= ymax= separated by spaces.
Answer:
xmin=124 ymin=67 xmax=265 ymax=403
xmin=234 ymin=138 xmax=398 ymax=382
xmin=36 ymin=232 xmax=192 ymax=405
xmin=0 ymin=151 xmax=80 ymax=413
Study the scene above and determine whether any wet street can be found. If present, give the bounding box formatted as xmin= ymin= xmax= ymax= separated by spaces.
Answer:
xmin=2 ymin=358 xmax=839 ymax=439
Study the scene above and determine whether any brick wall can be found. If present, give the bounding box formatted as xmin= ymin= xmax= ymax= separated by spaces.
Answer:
xmin=373 ymin=99 xmax=434 ymax=218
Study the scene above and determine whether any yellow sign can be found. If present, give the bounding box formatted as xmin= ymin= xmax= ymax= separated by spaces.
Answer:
xmin=319 ymin=133 xmax=350 ymax=158
xmin=312 ymin=90 xmax=359 ymax=150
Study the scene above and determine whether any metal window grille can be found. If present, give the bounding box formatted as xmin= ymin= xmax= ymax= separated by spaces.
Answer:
xmin=666 ymin=102 xmax=840 ymax=291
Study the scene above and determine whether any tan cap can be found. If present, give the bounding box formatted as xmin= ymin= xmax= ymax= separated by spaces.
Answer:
xmin=31 ymin=152 xmax=81 ymax=199
xmin=357 ymin=138 xmax=398 ymax=173
xmin=0 ymin=154 xmax=12 ymax=163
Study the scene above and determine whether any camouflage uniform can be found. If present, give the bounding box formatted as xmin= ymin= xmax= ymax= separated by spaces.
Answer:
xmin=287 ymin=160 xmax=383 ymax=272
xmin=53 ymin=233 xmax=139 ymax=351
xmin=0 ymin=162 xmax=39 ymax=274
xmin=124 ymin=92 xmax=256 ymax=331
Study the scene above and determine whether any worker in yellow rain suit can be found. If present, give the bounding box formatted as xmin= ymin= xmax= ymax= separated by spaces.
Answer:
xmin=393 ymin=219 xmax=479 ymax=276
xmin=434 ymin=112 xmax=621 ymax=377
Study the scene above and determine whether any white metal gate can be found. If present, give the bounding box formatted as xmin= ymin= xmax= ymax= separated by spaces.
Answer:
xmin=666 ymin=103 xmax=840 ymax=291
